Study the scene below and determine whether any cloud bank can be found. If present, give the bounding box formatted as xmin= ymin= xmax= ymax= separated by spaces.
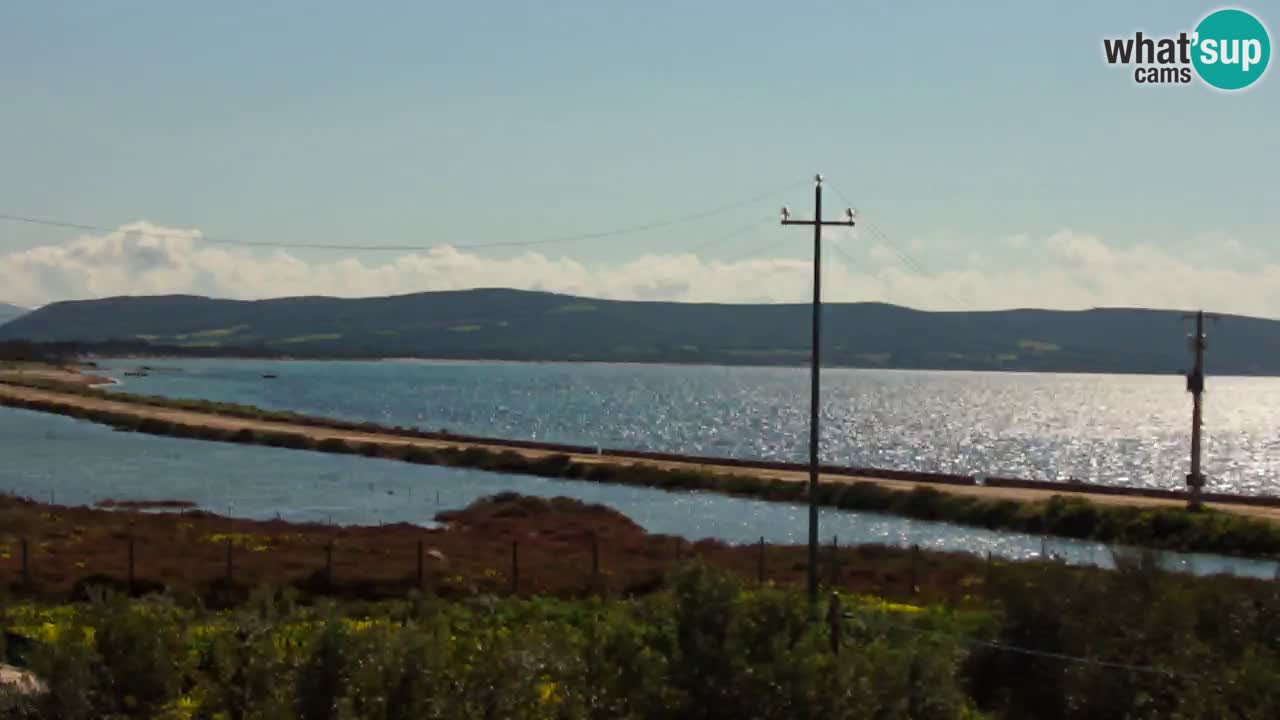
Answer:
xmin=2 ymin=221 xmax=1279 ymax=318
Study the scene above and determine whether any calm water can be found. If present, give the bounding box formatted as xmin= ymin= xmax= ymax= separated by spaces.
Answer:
xmin=99 ymin=358 xmax=1280 ymax=495
xmin=2 ymin=406 xmax=1276 ymax=578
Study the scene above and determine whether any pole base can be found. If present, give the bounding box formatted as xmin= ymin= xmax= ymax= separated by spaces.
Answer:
xmin=1185 ymin=473 xmax=1205 ymax=510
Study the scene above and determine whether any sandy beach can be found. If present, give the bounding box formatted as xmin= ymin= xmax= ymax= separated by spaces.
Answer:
xmin=0 ymin=364 xmax=115 ymax=388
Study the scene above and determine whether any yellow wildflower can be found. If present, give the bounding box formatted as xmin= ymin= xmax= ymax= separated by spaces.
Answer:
xmin=537 ymin=681 xmax=560 ymax=705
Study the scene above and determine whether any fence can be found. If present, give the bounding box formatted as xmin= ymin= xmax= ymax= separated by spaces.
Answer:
xmin=0 ymin=526 xmax=1005 ymax=605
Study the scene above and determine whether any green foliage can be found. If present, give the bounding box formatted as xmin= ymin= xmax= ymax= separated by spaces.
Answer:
xmin=965 ymin=558 xmax=1280 ymax=719
xmin=294 ymin=617 xmax=348 ymax=720
xmin=5 ymin=561 xmax=1280 ymax=718
xmin=20 ymin=617 xmax=98 ymax=720
xmin=84 ymin=594 xmax=185 ymax=716
xmin=10 ymin=289 xmax=1280 ymax=374
xmin=273 ymin=334 xmax=342 ymax=344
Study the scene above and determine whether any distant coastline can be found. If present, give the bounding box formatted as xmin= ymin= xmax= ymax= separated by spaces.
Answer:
xmin=92 ymin=351 xmax=1218 ymax=378
xmin=6 ymin=290 xmax=1278 ymax=375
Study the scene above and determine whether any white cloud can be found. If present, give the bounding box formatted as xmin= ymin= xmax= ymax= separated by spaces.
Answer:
xmin=3 ymin=221 xmax=1280 ymax=318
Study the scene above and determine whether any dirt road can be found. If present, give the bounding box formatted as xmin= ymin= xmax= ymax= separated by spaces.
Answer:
xmin=3 ymin=380 xmax=1279 ymax=523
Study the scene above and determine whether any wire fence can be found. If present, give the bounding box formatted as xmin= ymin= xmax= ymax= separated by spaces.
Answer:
xmin=3 ymin=519 xmax=1277 ymax=694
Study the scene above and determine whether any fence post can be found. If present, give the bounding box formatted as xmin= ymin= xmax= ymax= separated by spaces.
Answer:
xmin=830 ymin=535 xmax=839 ymax=587
xmin=416 ymin=539 xmax=424 ymax=588
xmin=827 ymin=592 xmax=842 ymax=655
xmin=20 ymin=537 xmax=29 ymax=587
xmin=225 ymin=539 xmax=234 ymax=585
xmin=325 ymin=542 xmax=334 ymax=590
xmin=591 ymin=532 xmax=600 ymax=595
xmin=128 ymin=536 xmax=136 ymax=595
xmin=757 ymin=536 xmax=765 ymax=586
xmin=910 ymin=544 xmax=920 ymax=595
xmin=512 ymin=540 xmax=519 ymax=595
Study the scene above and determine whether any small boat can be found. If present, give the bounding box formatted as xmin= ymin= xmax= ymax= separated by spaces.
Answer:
xmin=261 ymin=373 xmax=278 ymax=379
xmin=123 ymin=371 xmax=148 ymax=377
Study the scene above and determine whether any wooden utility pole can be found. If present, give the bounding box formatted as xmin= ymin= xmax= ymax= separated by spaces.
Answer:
xmin=781 ymin=174 xmax=855 ymax=606
xmin=1184 ymin=310 xmax=1215 ymax=509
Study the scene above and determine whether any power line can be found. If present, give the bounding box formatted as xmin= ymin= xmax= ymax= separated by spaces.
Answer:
xmin=841 ymin=599 xmax=1203 ymax=681
xmin=827 ymin=234 xmax=861 ymax=271
xmin=685 ymin=218 xmax=772 ymax=256
xmin=826 ymin=182 xmax=974 ymax=310
xmin=717 ymin=235 xmax=795 ymax=265
xmin=827 ymin=183 xmax=933 ymax=274
xmin=826 ymin=183 xmax=928 ymax=272
xmin=863 ymin=222 xmax=932 ymax=275
xmin=0 ymin=180 xmax=804 ymax=253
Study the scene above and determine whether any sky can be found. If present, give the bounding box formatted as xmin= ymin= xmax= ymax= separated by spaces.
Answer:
xmin=1 ymin=1 xmax=1277 ymax=315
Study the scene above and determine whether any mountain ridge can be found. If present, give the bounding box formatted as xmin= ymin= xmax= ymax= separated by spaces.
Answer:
xmin=0 ymin=303 xmax=28 ymax=326
xmin=1 ymin=289 xmax=1275 ymax=375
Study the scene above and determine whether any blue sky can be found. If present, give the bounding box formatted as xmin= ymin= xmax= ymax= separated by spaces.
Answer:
xmin=1 ymin=1 xmax=1277 ymax=314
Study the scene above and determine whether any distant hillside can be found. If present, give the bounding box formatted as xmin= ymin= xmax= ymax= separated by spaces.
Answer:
xmin=1 ymin=289 xmax=1276 ymax=375
xmin=0 ymin=303 xmax=27 ymax=326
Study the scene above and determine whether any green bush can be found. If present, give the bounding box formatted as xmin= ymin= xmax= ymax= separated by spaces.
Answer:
xmin=316 ymin=437 xmax=352 ymax=454
xmin=6 ymin=560 xmax=1280 ymax=718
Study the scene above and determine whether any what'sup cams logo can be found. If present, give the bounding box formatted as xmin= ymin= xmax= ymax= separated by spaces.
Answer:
xmin=1103 ymin=7 xmax=1270 ymax=90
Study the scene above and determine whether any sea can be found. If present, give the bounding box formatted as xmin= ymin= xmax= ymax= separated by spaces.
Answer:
xmin=3 ymin=358 xmax=1279 ymax=577
xmin=99 ymin=358 xmax=1280 ymax=495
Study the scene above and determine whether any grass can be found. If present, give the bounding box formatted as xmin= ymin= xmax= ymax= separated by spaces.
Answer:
xmin=550 ymin=302 xmax=597 ymax=313
xmin=272 ymin=333 xmax=342 ymax=344
xmin=4 ymin=553 xmax=1280 ymax=718
xmin=187 ymin=324 xmax=250 ymax=338
xmin=0 ymin=490 xmax=1011 ymax=607
xmin=1018 ymin=339 xmax=1061 ymax=353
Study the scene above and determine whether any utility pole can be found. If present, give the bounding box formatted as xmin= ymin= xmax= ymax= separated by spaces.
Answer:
xmin=781 ymin=174 xmax=855 ymax=606
xmin=1183 ymin=310 xmax=1215 ymax=509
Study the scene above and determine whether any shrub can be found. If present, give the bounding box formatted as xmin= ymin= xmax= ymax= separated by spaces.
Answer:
xmin=316 ymin=437 xmax=352 ymax=454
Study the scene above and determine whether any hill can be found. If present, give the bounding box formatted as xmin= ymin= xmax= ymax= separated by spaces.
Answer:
xmin=1 ymin=289 xmax=1276 ymax=374
xmin=0 ymin=303 xmax=27 ymax=326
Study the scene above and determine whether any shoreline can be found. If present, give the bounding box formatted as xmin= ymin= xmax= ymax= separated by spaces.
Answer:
xmin=16 ymin=366 xmax=1276 ymax=511
xmin=87 ymin=352 xmax=1224 ymax=378
xmin=0 ymin=373 xmax=1244 ymax=513
xmin=1 ymin=490 xmax=1002 ymax=603
xmin=5 ymin=375 xmax=1280 ymax=559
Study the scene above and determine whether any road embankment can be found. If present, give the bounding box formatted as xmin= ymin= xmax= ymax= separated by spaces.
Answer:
xmin=4 ymin=376 xmax=1280 ymax=557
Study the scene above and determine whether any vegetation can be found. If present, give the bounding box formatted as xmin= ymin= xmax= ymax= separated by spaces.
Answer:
xmin=273 ymin=333 xmax=343 ymax=345
xmin=5 ymin=289 xmax=1280 ymax=373
xmin=3 ymin=557 xmax=1280 ymax=719
xmin=4 ymin=378 xmax=1280 ymax=559
xmin=0 ymin=489 xmax=1043 ymax=607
